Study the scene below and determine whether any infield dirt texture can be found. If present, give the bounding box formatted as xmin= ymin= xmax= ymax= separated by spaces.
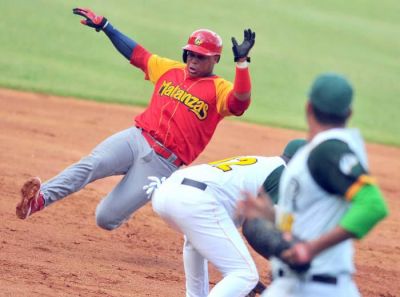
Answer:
xmin=0 ymin=88 xmax=399 ymax=296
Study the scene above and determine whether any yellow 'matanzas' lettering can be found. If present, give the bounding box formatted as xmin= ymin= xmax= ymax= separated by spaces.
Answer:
xmin=158 ymin=80 xmax=208 ymax=120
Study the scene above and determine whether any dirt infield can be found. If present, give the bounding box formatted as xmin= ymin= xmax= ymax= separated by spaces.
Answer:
xmin=1 ymin=88 xmax=399 ymax=297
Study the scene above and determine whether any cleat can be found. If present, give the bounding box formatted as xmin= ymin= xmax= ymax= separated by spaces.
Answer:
xmin=16 ymin=177 xmax=45 ymax=219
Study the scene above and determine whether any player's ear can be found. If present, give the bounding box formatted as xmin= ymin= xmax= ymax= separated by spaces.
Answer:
xmin=182 ymin=50 xmax=188 ymax=63
xmin=214 ymin=55 xmax=220 ymax=63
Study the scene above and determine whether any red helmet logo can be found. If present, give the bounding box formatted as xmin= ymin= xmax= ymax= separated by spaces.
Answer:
xmin=183 ymin=29 xmax=223 ymax=56
xmin=194 ymin=37 xmax=203 ymax=46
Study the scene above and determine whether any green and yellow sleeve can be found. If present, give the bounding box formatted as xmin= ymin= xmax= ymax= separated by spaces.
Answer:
xmin=340 ymin=183 xmax=389 ymax=238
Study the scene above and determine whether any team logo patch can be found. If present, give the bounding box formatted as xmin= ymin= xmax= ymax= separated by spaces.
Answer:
xmin=339 ymin=153 xmax=359 ymax=175
xmin=194 ymin=37 xmax=203 ymax=45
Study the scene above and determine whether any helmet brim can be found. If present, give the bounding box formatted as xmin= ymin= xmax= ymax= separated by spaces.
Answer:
xmin=182 ymin=44 xmax=220 ymax=56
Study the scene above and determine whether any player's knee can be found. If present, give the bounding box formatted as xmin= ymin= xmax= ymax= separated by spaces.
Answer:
xmin=95 ymin=206 xmax=122 ymax=231
xmin=243 ymin=257 xmax=259 ymax=286
xmin=246 ymin=268 xmax=259 ymax=286
xmin=234 ymin=269 xmax=259 ymax=292
xmin=246 ymin=272 xmax=259 ymax=294
xmin=96 ymin=214 xmax=122 ymax=231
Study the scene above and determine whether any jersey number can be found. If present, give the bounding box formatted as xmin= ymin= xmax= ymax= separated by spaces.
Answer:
xmin=208 ymin=157 xmax=257 ymax=172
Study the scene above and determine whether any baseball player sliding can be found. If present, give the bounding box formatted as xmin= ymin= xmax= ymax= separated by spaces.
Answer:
xmin=148 ymin=139 xmax=306 ymax=297
xmin=16 ymin=7 xmax=256 ymax=231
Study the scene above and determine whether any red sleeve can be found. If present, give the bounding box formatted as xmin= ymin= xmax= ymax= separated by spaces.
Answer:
xmin=233 ymin=66 xmax=251 ymax=94
xmin=130 ymin=45 xmax=152 ymax=78
xmin=227 ymin=92 xmax=251 ymax=116
xmin=227 ymin=66 xmax=251 ymax=116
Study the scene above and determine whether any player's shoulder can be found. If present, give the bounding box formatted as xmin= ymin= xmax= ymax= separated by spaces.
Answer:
xmin=307 ymin=139 xmax=367 ymax=194
xmin=308 ymin=139 xmax=356 ymax=171
xmin=149 ymin=54 xmax=185 ymax=69
xmin=263 ymin=164 xmax=285 ymax=204
xmin=310 ymin=139 xmax=351 ymax=159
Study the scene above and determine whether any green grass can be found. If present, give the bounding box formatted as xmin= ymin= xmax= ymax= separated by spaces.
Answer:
xmin=1 ymin=0 xmax=399 ymax=146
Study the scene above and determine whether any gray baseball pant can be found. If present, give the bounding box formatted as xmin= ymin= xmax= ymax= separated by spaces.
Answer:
xmin=41 ymin=127 xmax=178 ymax=230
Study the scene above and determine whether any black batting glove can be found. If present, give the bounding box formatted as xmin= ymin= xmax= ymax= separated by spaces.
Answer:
xmin=231 ymin=29 xmax=256 ymax=62
xmin=72 ymin=7 xmax=108 ymax=32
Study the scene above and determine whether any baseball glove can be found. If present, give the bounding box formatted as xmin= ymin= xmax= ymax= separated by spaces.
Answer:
xmin=242 ymin=218 xmax=311 ymax=273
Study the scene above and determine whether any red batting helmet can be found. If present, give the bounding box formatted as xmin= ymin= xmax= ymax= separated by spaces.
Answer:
xmin=182 ymin=29 xmax=223 ymax=62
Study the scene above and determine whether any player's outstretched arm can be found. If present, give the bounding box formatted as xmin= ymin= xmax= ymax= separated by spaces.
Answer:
xmin=72 ymin=7 xmax=138 ymax=61
xmin=226 ymin=29 xmax=256 ymax=115
xmin=281 ymin=227 xmax=354 ymax=266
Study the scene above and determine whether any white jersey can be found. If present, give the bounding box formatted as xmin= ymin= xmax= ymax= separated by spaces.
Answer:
xmin=152 ymin=155 xmax=282 ymax=296
xmin=162 ymin=155 xmax=285 ymax=222
xmin=275 ymin=128 xmax=368 ymax=276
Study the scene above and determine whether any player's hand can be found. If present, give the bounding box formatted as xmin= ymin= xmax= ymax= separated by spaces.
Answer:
xmin=72 ymin=7 xmax=108 ymax=32
xmin=143 ymin=176 xmax=166 ymax=199
xmin=281 ymin=241 xmax=313 ymax=265
xmin=231 ymin=29 xmax=256 ymax=62
xmin=236 ymin=191 xmax=275 ymax=221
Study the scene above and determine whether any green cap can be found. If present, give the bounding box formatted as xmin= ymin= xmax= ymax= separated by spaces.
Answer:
xmin=282 ymin=138 xmax=307 ymax=159
xmin=309 ymin=73 xmax=353 ymax=116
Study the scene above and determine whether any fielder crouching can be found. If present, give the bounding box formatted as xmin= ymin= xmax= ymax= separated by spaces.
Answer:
xmin=148 ymin=139 xmax=306 ymax=297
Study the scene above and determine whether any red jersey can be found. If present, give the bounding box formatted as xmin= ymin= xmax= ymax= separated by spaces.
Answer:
xmin=131 ymin=45 xmax=249 ymax=165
